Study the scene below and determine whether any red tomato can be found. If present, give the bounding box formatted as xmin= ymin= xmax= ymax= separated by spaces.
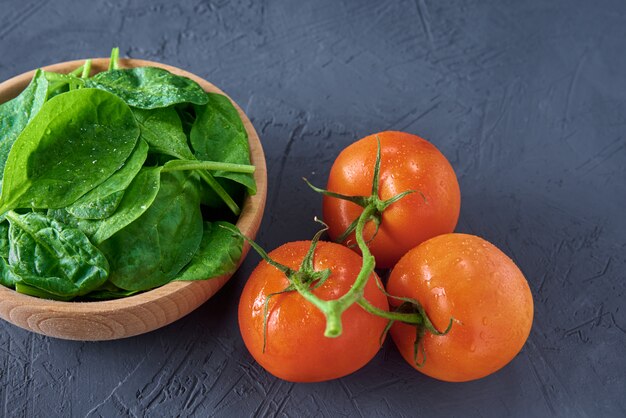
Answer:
xmin=387 ymin=233 xmax=534 ymax=382
xmin=323 ymin=131 xmax=460 ymax=268
xmin=238 ymin=241 xmax=389 ymax=382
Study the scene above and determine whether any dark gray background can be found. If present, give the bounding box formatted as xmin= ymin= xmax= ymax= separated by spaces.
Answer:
xmin=1 ymin=0 xmax=625 ymax=417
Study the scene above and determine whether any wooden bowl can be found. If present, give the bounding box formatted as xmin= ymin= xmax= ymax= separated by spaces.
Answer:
xmin=0 ymin=58 xmax=267 ymax=340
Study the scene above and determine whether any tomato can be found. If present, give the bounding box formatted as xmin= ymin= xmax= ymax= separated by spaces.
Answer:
xmin=387 ymin=233 xmax=534 ymax=382
xmin=323 ymin=131 xmax=460 ymax=268
xmin=238 ymin=240 xmax=389 ymax=382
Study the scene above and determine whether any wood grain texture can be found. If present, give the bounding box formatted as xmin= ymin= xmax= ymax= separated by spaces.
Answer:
xmin=0 ymin=58 xmax=267 ymax=341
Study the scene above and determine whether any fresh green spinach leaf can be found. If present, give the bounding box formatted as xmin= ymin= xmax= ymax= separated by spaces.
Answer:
xmin=49 ymin=166 xmax=162 ymax=244
xmin=0 ymin=257 xmax=20 ymax=288
xmin=0 ymin=220 xmax=9 ymax=258
xmin=133 ymin=104 xmax=249 ymax=215
xmin=46 ymin=208 xmax=99 ymax=241
xmin=82 ymin=281 xmax=138 ymax=300
xmin=175 ymin=221 xmax=243 ymax=281
xmin=132 ymin=107 xmax=194 ymax=159
xmin=0 ymin=56 xmax=254 ymax=300
xmin=175 ymin=104 xmax=196 ymax=138
xmin=198 ymin=177 xmax=247 ymax=210
xmin=6 ymin=211 xmax=109 ymax=297
xmin=15 ymin=282 xmax=73 ymax=301
xmin=66 ymin=138 xmax=149 ymax=219
xmin=90 ymin=166 xmax=162 ymax=244
xmin=0 ymin=220 xmax=17 ymax=287
xmin=87 ymin=67 xmax=208 ymax=109
xmin=190 ymin=93 xmax=256 ymax=194
xmin=99 ymin=171 xmax=203 ymax=291
xmin=0 ymin=70 xmax=48 ymax=187
xmin=44 ymin=71 xmax=86 ymax=97
xmin=0 ymin=88 xmax=139 ymax=214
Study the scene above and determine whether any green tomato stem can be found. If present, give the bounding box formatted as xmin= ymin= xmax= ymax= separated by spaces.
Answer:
xmin=322 ymin=301 xmax=343 ymax=337
xmin=294 ymin=205 xmax=378 ymax=338
xmin=356 ymin=298 xmax=423 ymax=324
xmin=331 ymin=205 xmax=376 ymax=307
xmin=301 ymin=137 xmax=452 ymax=346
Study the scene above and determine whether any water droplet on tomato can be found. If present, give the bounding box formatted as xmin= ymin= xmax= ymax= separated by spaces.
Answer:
xmin=469 ymin=344 xmax=476 ymax=352
xmin=432 ymin=287 xmax=446 ymax=298
xmin=482 ymin=317 xmax=488 ymax=326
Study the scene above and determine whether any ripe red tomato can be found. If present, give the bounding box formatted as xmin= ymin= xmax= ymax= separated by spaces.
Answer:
xmin=387 ymin=233 xmax=534 ymax=382
xmin=238 ymin=240 xmax=389 ymax=382
xmin=323 ymin=131 xmax=460 ymax=268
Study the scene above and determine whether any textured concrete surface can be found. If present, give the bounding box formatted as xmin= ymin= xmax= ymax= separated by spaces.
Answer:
xmin=1 ymin=0 xmax=625 ymax=416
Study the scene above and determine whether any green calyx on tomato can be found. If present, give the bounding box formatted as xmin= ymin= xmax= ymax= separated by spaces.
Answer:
xmin=301 ymin=136 xmax=454 ymax=365
xmin=225 ymin=140 xmax=452 ymax=357
xmin=223 ymin=205 xmax=451 ymax=349
xmin=224 ymin=215 xmax=378 ymax=340
xmin=314 ymin=131 xmax=461 ymax=268
xmin=387 ymin=234 xmax=534 ymax=382
xmin=304 ymin=137 xmax=423 ymax=247
xmin=375 ymin=297 xmax=454 ymax=367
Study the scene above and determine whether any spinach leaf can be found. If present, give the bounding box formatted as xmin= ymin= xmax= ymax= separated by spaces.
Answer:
xmin=44 ymin=72 xmax=85 ymax=96
xmin=6 ymin=211 xmax=109 ymax=297
xmin=0 ymin=58 xmax=252 ymax=300
xmin=0 ymin=257 xmax=20 ymax=288
xmin=47 ymin=208 xmax=98 ymax=240
xmin=66 ymin=138 xmax=149 ymax=219
xmin=15 ymin=282 xmax=73 ymax=301
xmin=132 ymin=107 xmax=194 ymax=159
xmin=161 ymin=159 xmax=253 ymax=211
xmin=175 ymin=221 xmax=243 ymax=281
xmin=176 ymin=104 xmax=196 ymax=138
xmin=49 ymin=166 xmax=162 ymax=244
xmin=198 ymin=178 xmax=246 ymax=209
xmin=0 ymin=220 xmax=9 ymax=258
xmin=0 ymin=220 xmax=17 ymax=287
xmin=0 ymin=88 xmax=139 ymax=215
xmin=89 ymin=166 xmax=162 ymax=244
xmin=133 ymin=105 xmax=247 ymax=215
xmin=99 ymin=171 xmax=203 ymax=291
xmin=87 ymin=67 xmax=208 ymax=109
xmin=69 ymin=190 xmax=125 ymax=222
xmin=0 ymin=70 xmax=48 ymax=187
xmin=82 ymin=281 xmax=139 ymax=300
xmin=190 ymin=93 xmax=256 ymax=194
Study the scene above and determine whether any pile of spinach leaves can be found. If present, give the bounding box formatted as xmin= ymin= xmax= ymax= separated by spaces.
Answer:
xmin=0 ymin=48 xmax=254 ymax=301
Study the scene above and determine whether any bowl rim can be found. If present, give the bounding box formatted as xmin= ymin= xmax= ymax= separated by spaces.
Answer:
xmin=0 ymin=58 xmax=266 ymax=319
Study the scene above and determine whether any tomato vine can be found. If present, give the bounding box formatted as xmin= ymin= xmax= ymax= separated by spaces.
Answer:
xmin=225 ymin=140 xmax=453 ymax=364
